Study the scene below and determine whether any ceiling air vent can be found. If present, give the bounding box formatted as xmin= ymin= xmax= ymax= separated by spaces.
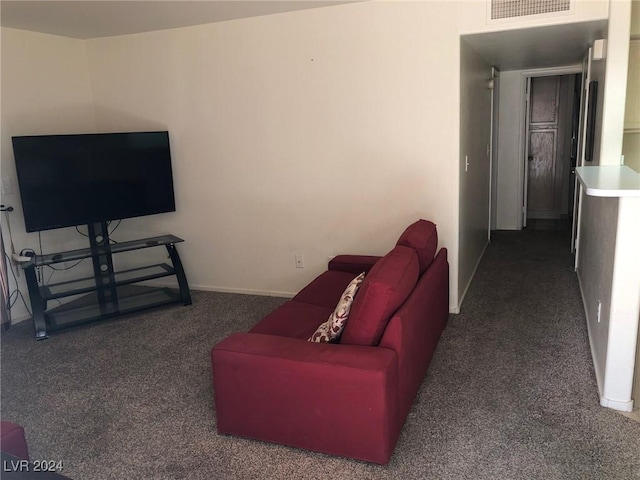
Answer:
xmin=490 ymin=0 xmax=573 ymax=21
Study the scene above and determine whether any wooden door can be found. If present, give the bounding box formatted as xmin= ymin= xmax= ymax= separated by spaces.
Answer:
xmin=528 ymin=129 xmax=557 ymax=212
xmin=527 ymin=76 xmax=562 ymax=219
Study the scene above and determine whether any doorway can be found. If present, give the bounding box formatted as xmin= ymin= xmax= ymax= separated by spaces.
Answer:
xmin=523 ymin=74 xmax=580 ymax=232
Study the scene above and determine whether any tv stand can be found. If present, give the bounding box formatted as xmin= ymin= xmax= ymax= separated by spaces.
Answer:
xmin=23 ymin=222 xmax=192 ymax=340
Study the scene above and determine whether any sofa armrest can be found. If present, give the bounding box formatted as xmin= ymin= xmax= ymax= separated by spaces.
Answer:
xmin=380 ymin=248 xmax=449 ymax=415
xmin=328 ymin=255 xmax=382 ymax=275
xmin=211 ymin=333 xmax=400 ymax=464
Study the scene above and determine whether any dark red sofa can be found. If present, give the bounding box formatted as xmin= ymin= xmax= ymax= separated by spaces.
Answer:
xmin=211 ymin=220 xmax=449 ymax=464
xmin=1 ymin=421 xmax=30 ymax=461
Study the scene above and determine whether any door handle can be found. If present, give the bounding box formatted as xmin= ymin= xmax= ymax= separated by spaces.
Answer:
xmin=528 ymin=156 xmax=534 ymax=162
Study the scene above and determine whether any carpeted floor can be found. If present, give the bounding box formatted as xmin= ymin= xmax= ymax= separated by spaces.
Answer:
xmin=2 ymin=229 xmax=639 ymax=479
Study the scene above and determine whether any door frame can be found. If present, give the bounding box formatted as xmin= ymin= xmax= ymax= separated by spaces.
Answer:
xmin=516 ymin=65 xmax=583 ymax=230
xmin=523 ymin=76 xmax=531 ymax=228
xmin=573 ymin=47 xmax=593 ymax=265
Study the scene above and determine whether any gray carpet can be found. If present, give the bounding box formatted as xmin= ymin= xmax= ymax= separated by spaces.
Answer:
xmin=2 ymin=229 xmax=639 ymax=479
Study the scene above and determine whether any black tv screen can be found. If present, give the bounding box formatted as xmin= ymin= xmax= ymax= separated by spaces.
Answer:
xmin=12 ymin=131 xmax=176 ymax=232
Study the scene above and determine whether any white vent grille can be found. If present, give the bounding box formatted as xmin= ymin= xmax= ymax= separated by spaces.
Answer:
xmin=490 ymin=0 xmax=572 ymax=20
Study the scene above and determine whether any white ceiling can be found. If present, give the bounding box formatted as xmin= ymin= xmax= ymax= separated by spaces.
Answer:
xmin=463 ymin=20 xmax=608 ymax=71
xmin=0 ymin=1 xmax=359 ymax=39
xmin=1 ymin=1 xmax=607 ymax=71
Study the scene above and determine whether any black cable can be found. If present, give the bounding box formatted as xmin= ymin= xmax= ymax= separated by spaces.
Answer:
xmin=75 ymin=222 xmax=120 ymax=243
xmin=109 ymin=219 xmax=121 ymax=234
xmin=46 ymin=266 xmax=56 ymax=285
xmin=75 ymin=226 xmax=89 ymax=238
xmin=38 ymin=230 xmax=84 ymax=274
xmin=3 ymin=252 xmax=32 ymax=317
xmin=45 ymin=259 xmax=84 ymax=273
xmin=109 ymin=220 xmax=121 ymax=243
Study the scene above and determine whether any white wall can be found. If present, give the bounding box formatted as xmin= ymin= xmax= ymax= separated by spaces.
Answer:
xmin=605 ymin=196 xmax=640 ymax=407
xmin=596 ymin=9 xmax=630 ymax=167
xmin=83 ymin=1 xmax=462 ymax=309
xmin=623 ymin=132 xmax=640 ymax=171
xmin=0 ymin=28 xmax=97 ymax=321
xmin=458 ymin=39 xmax=492 ymax=306
xmin=576 ymin=0 xmax=638 ymax=411
xmin=588 ymin=40 xmax=608 ymax=166
xmin=0 ymin=0 xmax=624 ymax=327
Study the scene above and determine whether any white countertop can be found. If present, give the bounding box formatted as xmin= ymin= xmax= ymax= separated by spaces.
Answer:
xmin=575 ymin=166 xmax=640 ymax=197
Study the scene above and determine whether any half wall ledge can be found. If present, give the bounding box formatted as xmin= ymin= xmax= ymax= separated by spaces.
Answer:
xmin=575 ymin=165 xmax=640 ymax=197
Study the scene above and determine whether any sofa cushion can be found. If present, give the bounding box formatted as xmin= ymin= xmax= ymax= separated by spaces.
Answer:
xmin=250 ymin=301 xmax=333 ymax=340
xmin=396 ymin=219 xmax=438 ymax=274
xmin=340 ymin=245 xmax=419 ymax=346
xmin=309 ymin=272 xmax=365 ymax=343
xmin=293 ymin=270 xmax=360 ymax=309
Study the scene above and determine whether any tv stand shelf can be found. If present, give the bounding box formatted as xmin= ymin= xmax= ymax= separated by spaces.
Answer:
xmin=41 ymin=263 xmax=176 ymax=300
xmin=23 ymin=227 xmax=191 ymax=340
xmin=35 ymin=235 xmax=184 ymax=265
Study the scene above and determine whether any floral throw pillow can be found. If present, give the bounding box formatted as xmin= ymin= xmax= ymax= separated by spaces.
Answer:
xmin=309 ymin=272 xmax=366 ymax=343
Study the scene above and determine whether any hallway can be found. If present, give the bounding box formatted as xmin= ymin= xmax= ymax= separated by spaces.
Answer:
xmin=426 ymin=226 xmax=640 ymax=476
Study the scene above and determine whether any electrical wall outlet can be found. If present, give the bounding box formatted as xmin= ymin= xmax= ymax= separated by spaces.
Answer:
xmin=2 ymin=178 xmax=14 ymax=195
xmin=295 ymin=254 xmax=304 ymax=269
xmin=11 ymin=253 xmax=33 ymax=262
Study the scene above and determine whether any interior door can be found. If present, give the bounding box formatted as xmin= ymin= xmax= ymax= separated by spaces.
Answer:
xmin=572 ymin=48 xmax=592 ymax=260
xmin=527 ymin=76 xmax=562 ymax=219
xmin=489 ymin=66 xmax=500 ymax=239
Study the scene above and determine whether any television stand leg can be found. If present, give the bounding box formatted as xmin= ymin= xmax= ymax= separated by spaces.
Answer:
xmin=166 ymin=243 xmax=191 ymax=305
xmin=24 ymin=264 xmax=48 ymax=340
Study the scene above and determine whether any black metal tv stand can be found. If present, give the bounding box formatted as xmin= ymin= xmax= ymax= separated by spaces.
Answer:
xmin=22 ymin=221 xmax=192 ymax=340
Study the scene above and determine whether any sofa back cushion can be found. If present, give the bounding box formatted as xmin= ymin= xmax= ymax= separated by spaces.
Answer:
xmin=396 ymin=219 xmax=438 ymax=274
xmin=340 ymin=245 xmax=419 ymax=346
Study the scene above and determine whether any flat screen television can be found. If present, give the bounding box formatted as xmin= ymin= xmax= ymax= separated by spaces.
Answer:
xmin=12 ymin=131 xmax=176 ymax=232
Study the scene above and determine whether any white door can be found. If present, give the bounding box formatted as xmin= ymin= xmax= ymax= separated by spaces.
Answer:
xmin=572 ymin=47 xmax=592 ymax=264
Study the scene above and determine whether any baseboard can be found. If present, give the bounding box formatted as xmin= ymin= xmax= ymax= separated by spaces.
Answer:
xmin=455 ymin=240 xmax=489 ymax=314
xmin=576 ymin=269 xmax=605 ymax=401
xmin=573 ymin=270 xmax=634 ymax=413
xmin=142 ymin=279 xmax=294 ymax=299
xmin=189 ymin=283 xmax=294 ymax=299
xmin=600 ymin=396 xmax=634 ymax=412
xmin=7 ymin=313 xmax=31 ymax=325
